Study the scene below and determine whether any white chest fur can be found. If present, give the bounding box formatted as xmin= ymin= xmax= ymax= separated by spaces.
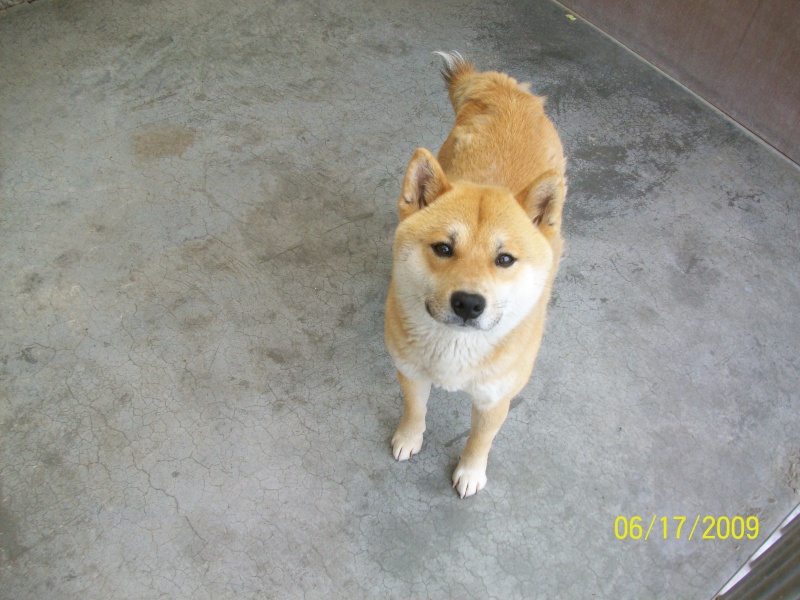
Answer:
xmin=389 ymin=311 xmax=520 ymax=408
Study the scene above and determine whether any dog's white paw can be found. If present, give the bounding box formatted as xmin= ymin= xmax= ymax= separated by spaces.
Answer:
xmin=391 ymin=430 xmax=423 ymax=461
xmin=452 ymin=462 xmax=488 ymax=498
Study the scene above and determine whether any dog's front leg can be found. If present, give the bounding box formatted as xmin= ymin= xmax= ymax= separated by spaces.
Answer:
xmin=452 ymin=396 xmax=512 ymax=498
xmin=391 ymin=371 xmax=431 ymax=461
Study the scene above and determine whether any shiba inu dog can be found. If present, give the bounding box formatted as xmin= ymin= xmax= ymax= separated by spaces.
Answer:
xmin=385 ymin=52 xmax=566 ymax=498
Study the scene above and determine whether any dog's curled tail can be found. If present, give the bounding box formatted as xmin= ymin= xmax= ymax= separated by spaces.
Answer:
xmin=433 ymin=50 xmax=476 ymax=109
xmin=433 ymin=50 xmax=475 ymax=86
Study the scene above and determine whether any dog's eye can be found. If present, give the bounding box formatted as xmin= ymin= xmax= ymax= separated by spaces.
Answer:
xmin=495 ymin=253 xmax=516 ymax=267
xmin=432 ymin=243 xmax=453 ymax=257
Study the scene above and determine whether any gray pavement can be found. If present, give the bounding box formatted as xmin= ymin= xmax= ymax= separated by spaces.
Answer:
xmin=1 ymin=0 xmax=799 ymax=598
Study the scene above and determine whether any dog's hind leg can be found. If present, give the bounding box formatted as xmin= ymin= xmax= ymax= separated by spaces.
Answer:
xmin=391 ymin=371 xmax=431 ymax=461
xmin=452 ymin=396 xmax=512 ymax=498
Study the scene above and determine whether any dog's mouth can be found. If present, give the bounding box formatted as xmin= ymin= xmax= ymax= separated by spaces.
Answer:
xmin=425 ymin=300 xmax=490 ymax=330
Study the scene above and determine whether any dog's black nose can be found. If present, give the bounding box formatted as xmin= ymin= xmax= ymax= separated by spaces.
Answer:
xmin=451 ymin=291 xmax=486 ymax=321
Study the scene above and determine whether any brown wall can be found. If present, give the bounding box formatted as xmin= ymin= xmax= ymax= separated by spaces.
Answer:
xmin=561 ymin=0 xmax=800 ymax=164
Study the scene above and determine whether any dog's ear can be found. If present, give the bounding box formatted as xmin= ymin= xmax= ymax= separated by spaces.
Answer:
xmin=515 ymin=170 xmax=566 ymax=231
xmin=398 ymin=148 xmax=452 ymax=220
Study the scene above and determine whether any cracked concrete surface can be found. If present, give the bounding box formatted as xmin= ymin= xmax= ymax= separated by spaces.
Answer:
xmin=1 ymin=0 xmax=799 ymax=598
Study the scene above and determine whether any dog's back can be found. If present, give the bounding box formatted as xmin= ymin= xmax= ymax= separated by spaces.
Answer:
xmin=434 ymin=51 xmax=566 ymax=235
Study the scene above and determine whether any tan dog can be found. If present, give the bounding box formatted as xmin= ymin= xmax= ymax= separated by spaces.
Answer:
xmin=385 ymin=52 xmax=566 ymax=498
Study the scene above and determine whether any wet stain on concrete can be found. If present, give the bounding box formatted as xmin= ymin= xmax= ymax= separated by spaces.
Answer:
xmin=19 ymin=273 xmax=44 ymax=294
xmin=133 ymin=125 xmax=196 ymax=160
xmin=53 ymin=250 xmax=82 ymax=269
xmin=0 ymin=481 xmax=28 ymax=565
xmin=18 ymin=348 xmax=38 ymax=364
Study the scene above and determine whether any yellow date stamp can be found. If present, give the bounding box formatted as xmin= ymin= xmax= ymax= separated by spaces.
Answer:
xmin=615 ymin=515 xmax=759 ymax=540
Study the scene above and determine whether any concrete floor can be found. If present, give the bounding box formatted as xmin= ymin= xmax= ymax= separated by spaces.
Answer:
xmin=1 ymin=0 xmax=799 ymax=598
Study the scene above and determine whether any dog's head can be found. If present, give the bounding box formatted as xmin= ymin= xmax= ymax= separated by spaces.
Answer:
xmin=392 ymin=148 xmax=564 ymax=335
